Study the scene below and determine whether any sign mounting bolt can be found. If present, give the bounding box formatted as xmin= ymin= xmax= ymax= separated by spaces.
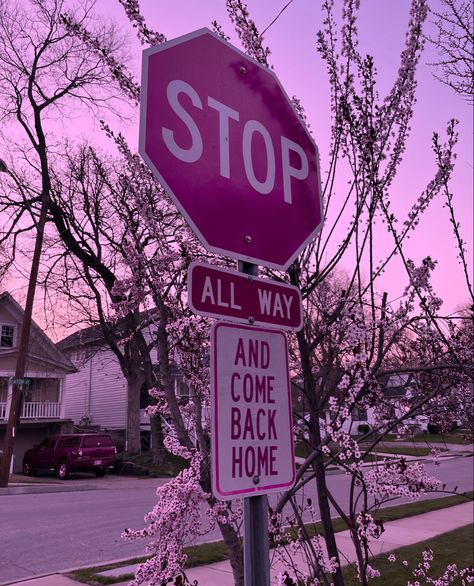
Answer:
xmin=248 ymin=316 xmax=255 ymax=324
xmin=253 ymin=475 xmax=260 ymax=485
xmin=245 ymin=235 xmax=252 ymax=243
xmin=240 ymin=66 xmax=246 ymax=74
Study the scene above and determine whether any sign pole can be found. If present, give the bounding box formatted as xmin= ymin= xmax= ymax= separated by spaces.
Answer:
xmin=244 ymin=495 xmax=270 ymax=585
xmin=238 ymin=260 xmax=270 ymax=586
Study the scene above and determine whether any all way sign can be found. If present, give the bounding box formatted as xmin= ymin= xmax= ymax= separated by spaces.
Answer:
xmin=211 ymin=322 xmax=295 ymax=500
xmin=188 ymin=262 xmax=303 ymax=330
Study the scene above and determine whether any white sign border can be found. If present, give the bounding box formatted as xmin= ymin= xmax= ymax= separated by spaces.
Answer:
xmin=139 ymin=28 xmax=324 ymax=271
xmin=188 ymin=261 xmax=303 ymax=331
xmin=211 ymin=321 xmax=296 ymax=500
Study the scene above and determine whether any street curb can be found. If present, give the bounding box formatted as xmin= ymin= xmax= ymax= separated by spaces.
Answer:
xmin=0 ymin=484 xmax=96 ymax=496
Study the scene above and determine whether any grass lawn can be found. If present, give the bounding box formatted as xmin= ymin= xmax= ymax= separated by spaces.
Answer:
xmin=295 ymin=443 xmax=390 ymax=463
xmin=68 ymin=491 xmax=473 ymax=585
xmin=343 ymin=524 xmax=474 ymax=585
xmin=373 ymin=491 xmax=473 ymax=523
xmin=295 ymin=442 xmax=432 ymax=461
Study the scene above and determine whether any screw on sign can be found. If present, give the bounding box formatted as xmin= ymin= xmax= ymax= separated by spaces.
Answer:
xmin=140 ymin=28 xmax=323 ymax=270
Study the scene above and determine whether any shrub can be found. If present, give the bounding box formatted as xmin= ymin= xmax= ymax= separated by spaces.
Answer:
xmin=427 ymin=423 xmax=440 ymax=434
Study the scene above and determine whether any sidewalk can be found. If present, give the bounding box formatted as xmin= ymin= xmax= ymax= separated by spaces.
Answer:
xmin=9 ymin=501 xmax=473 ymax=586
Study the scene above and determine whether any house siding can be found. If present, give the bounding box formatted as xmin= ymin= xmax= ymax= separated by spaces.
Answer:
xmin=62 ymin=348 xmax=127 ymax=429
xmin=59 ymin=323 xmax=162 ymax=435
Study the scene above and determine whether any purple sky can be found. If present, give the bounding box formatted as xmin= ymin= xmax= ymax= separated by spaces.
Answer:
xmin=95 ymin=0 xmax=474 ymax=312
xmin=3 ymin=0 xmax=473 ymax=336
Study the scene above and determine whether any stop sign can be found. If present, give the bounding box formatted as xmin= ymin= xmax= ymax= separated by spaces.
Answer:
xmin=140 ymin=28 xmax=323 ymax=270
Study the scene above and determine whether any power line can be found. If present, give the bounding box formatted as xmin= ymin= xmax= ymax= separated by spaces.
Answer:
xmin=260 ymin=0 xmax=297 ymax=37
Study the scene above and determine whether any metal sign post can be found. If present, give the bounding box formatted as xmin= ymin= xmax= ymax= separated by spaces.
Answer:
xmin=238 ymin=260 xmax=270 ymax=586
xmin=139 ymin=29 xmax=315 ymax=586
xmin=244 ymin=495 xmax=270 ymax=585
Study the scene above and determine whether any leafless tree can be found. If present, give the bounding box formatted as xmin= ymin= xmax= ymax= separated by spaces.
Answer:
xmin=427 ymin=0 xmax=474 ymax=100
xmin=0 ymin=0 xmax=132 ymax=471
xmin=0 ymin=0 xmax=127 ymax=254
xmin=42 ymin=142 xmax=189 ymax=459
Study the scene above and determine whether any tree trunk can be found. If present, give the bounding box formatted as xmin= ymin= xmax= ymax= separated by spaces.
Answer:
xmin=196 ymin=447 xmax=243 ymax=585
xmin=219 ymin=519 xmax=244 ymax=586
xmin=127 ymin=378 xmax=141 ymax=455
xmin=150 ymin=413 xmax=165 ymax=465
xmin=155 ymin=298 xmax=194 ymax=450
xmin=312 ymin=441 xmax=345 ymax=586
xmin=297 ymin=329 xmax=345 ymax=586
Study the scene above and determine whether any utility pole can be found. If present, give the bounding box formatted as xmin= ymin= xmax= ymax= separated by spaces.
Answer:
xmin=0 ymin=160 xmax=49 ymax=487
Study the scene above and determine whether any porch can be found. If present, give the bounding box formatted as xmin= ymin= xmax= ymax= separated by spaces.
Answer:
xmin=0 ymin=400 xmax=61 ymax=421
xmin=0 ymin=376 xmax=64 ymax=422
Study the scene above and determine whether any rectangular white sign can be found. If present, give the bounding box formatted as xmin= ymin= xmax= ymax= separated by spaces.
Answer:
xmin=211 ymin=322 xmax=295 ymax=500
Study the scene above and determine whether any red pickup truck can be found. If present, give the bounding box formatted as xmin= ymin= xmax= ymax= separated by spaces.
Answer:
xmin=23 ymin=433 xmax=117 ymax=479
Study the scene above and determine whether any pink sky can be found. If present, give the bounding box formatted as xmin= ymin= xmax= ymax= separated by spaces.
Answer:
xmin=95 ymin=0 xmax=474 ymax=312
xmin=3 ymin=0 xmax=473 ymax=337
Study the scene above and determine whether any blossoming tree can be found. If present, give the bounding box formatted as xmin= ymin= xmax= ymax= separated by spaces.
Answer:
xmin=1 ymin=0 xmax=472 ymax=584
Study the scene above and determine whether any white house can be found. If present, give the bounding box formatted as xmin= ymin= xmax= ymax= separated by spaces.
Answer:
xmin=292 ymin=371 xmax=418 ymax=437
xmin=0 ymin=292 xmax=76 ymax=472
xmin=57 ymin=323 xmax=189 ymax=451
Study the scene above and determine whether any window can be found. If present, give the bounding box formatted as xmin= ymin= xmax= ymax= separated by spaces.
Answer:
xmin=23 ymin=378 xmax=60 ymax=403
xmin=39 ymin=438 xmax=54 ymax=449
xmin=353 ymin=407 xmax=368 ymax=421
xmin=141 ymin=431 xmax=151 ymax=452
xmin=0 ymin=378 xmax=8 ymax=403
xmin=82 ymin=435 xmax=113 ymax=447
xmin=140 ymin=382 xmax=154 ymax=409
xmin=0 ymin=325 xmax=14 ymax=348
xmin=174 ymin=376 xmax=189 ymax=398
xmin=59 ymin=437 xmax=81 ymax=448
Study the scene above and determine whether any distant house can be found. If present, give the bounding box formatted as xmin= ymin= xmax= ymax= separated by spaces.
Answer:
xmin=292 ymin=371 xmax=417 ymax=436
xmin=57 ymin=322 xmax=190 ymax=451
xmin=0 ymin=292 xmax=76 ymax=472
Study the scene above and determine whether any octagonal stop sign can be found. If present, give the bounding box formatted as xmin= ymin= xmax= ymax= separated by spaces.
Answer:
xmin=140 ymin=28 xmax=323 ymax=270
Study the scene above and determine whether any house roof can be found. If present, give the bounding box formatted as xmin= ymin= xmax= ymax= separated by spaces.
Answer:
xmin=57 ymin=323 xmax=106 ymax=351
xmin=291 ymin=370 xmax=415 ymax=403
xmin=379 ymin=372 xmax=414 ymax=398
xmin=57 ymin=309 xmax=158 ymax=351
xmin=0 ymin=291 xmax=76 ymax=373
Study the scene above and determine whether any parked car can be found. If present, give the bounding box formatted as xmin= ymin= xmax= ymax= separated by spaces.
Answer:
xmin=22 ymin=433 xmax=117 ymax=479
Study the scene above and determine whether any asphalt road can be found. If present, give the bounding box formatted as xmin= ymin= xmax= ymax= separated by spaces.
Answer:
xmin=0 ymin=456 xmax=472 ymax=584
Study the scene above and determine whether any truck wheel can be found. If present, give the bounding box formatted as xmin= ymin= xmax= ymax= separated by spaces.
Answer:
xmin=23 ymin=460 xmax=36 ymax=477
xmin=57 ymin=460 xmax=70 ymax=480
